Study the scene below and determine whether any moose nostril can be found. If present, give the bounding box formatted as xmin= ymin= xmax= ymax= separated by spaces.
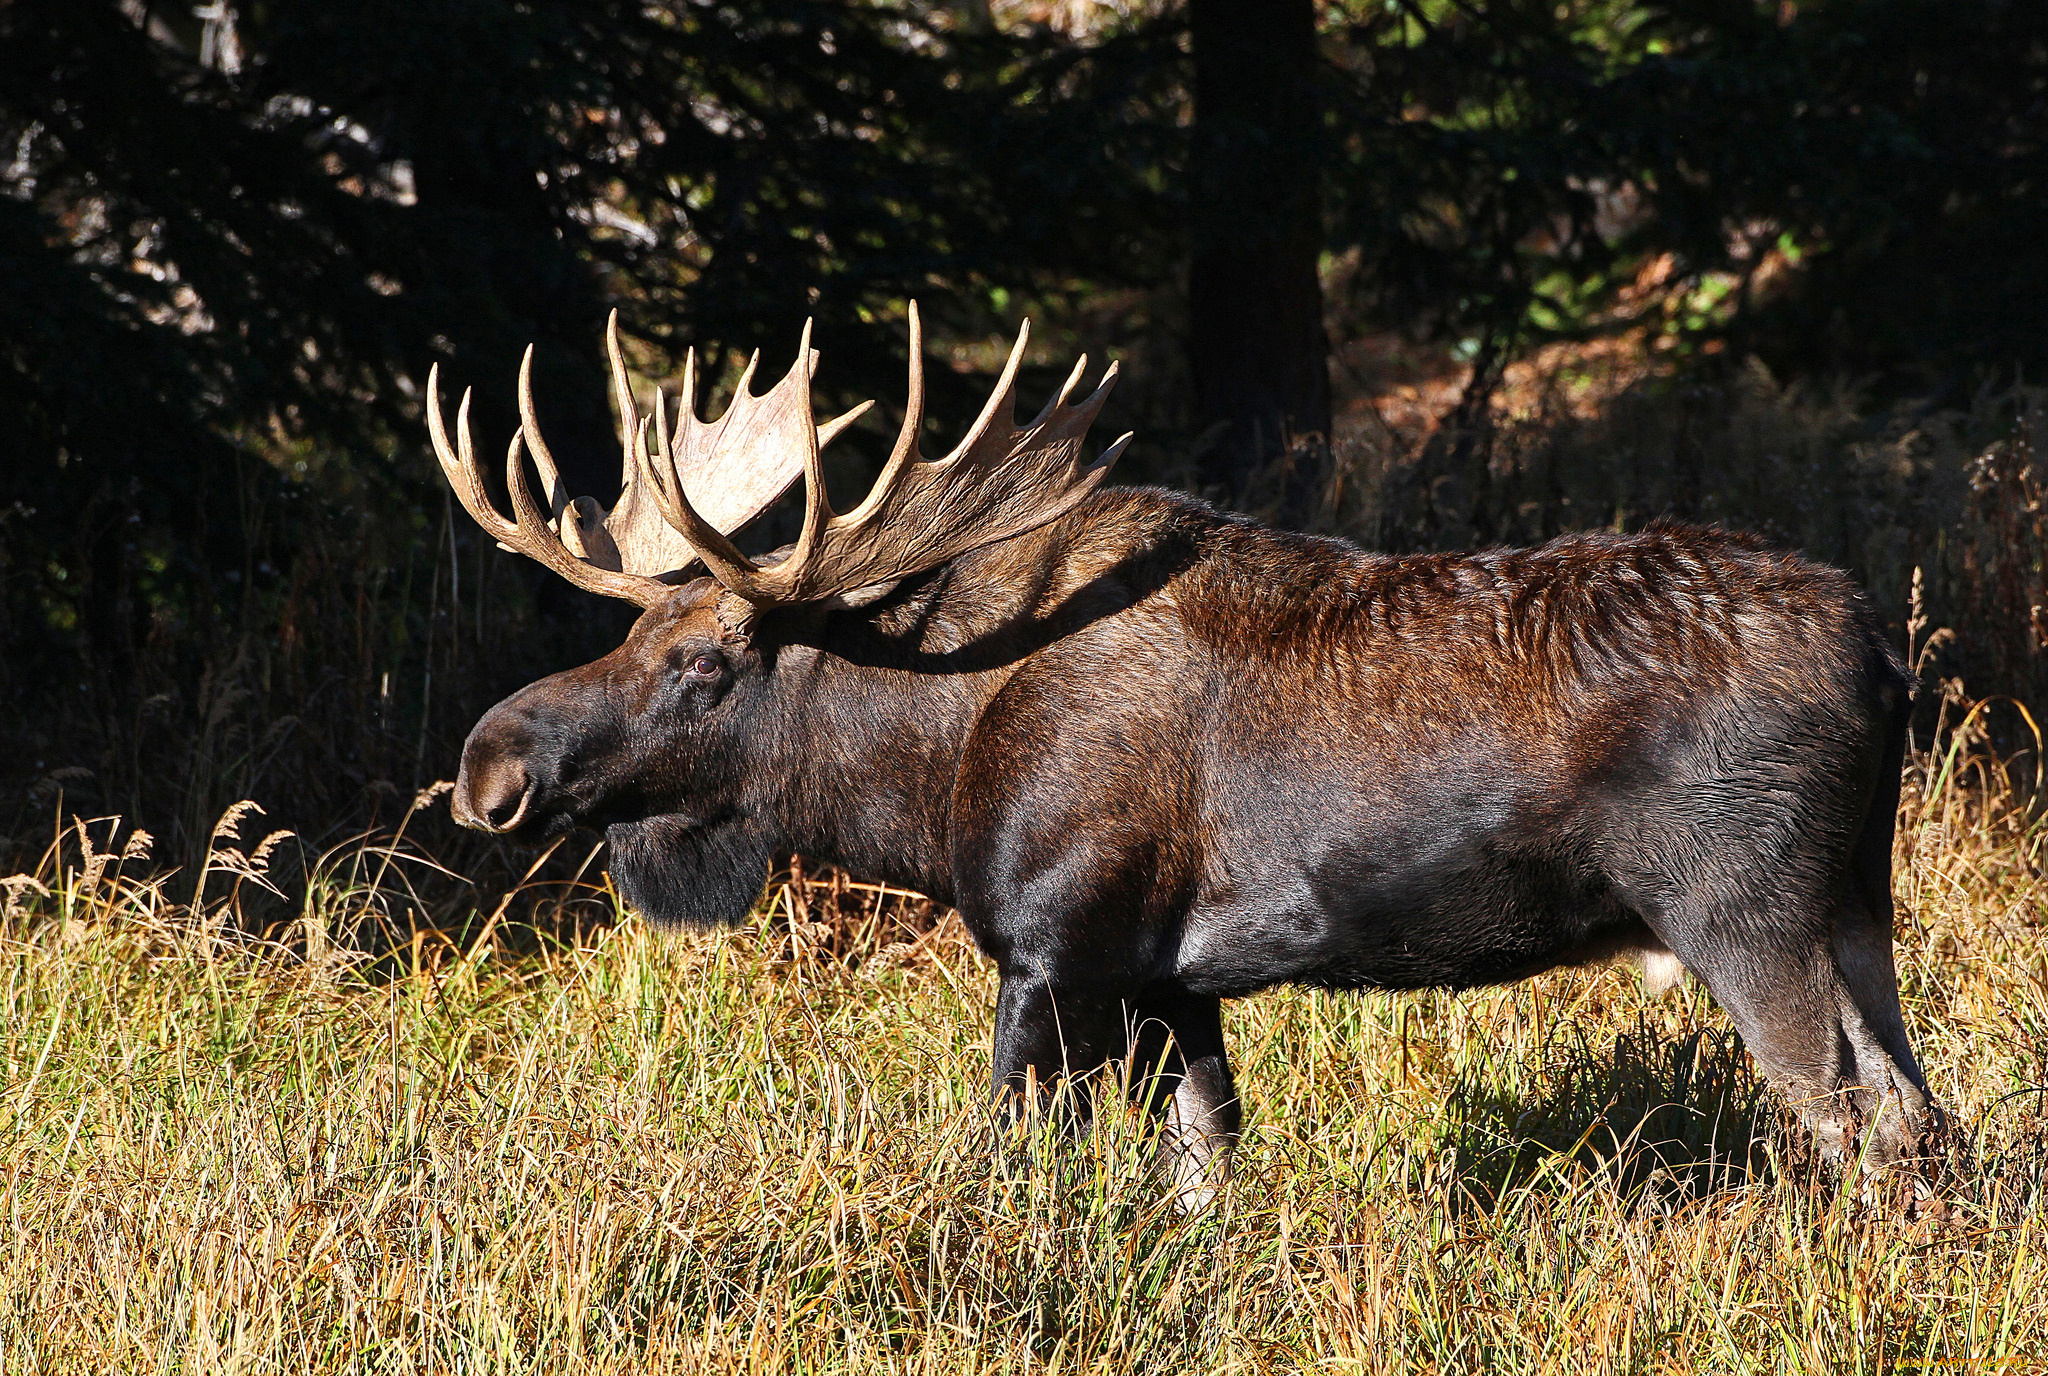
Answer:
xmin=483 ymin=782 xmax=531 ymax=830
xmin=457 ymin=758 xmax=533 ymax=833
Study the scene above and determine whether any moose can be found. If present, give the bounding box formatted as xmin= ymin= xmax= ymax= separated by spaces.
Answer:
xmin=428 ymin=306 xmax=1941 ymax=1198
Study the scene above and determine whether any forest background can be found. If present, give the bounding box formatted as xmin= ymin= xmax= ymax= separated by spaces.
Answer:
xmin=3 ymin=0 xmax=2045 ymax=890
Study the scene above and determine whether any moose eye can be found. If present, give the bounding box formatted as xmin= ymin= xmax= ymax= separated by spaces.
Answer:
xmin=685 ymin=652 xmax=724 ymax=679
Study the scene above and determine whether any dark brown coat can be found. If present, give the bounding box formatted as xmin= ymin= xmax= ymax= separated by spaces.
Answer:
xmin=455 ymin=486 xmax=1939 ymax=1188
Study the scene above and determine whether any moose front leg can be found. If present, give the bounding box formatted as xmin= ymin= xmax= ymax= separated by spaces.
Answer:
xmin=1125 ymin=989 xmax=1240 ymax=1211
xmin=990 ymin=975 xmax=1119 ymax=1135
xmin=991 ymin=976 xmax=1240 ymax=1209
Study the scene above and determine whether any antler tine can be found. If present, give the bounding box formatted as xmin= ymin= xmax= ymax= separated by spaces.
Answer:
xmin=605 ymin=310 xmax=643 ymax=485
xmin=946 ymin=314 xmax=1031 ymax=467
xmin=731 ymin=349 xmax=761 ymax=408
xmin=647 ymin=392 xmax=676 ymax=510
xmin=1036 ymin=350 xmax=1092 ymax=426
xmin=787 ymin=319 xmax=833 ymax=560
xmin=500 ymin=428 xmax=666 ymax=606
xmin=427 ymin=366 xmax=517 ymax=548
xmin=643 ymin=383 xmax=686 ymax=535
xmin=843 ymin=299 xmax=928 ymax=528
xmin=1054 ymin=356 xmax=1122 ymax=434
xmin=686 ymin=308 xmax=1127 ymax=614
xmin=818 ymin=399 xmax=876 ymax=447
xmin=631 ymin=412 xmax=663 ymax=517
xmin=515 ymin=347 xmax=575 ymax=523
xmin=642 ymin=349 xmax=690 ymax=517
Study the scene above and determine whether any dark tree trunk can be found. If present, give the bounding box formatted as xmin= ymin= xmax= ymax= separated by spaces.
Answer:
xmin=1187 ymin=0 xmax=1331 ymax=499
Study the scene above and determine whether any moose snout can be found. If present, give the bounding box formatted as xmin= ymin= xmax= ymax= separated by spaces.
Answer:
xmin=452 ymin=708 xmax=543 ymax=834
xmin=451 ymin=664 xmax=630 ymax=835
xmin=454 ymin=757 xmax=532 ymax=832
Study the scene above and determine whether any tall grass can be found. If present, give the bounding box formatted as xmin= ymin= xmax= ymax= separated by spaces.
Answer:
xmin=3 ymin=680 xmax=2044 ymax=1373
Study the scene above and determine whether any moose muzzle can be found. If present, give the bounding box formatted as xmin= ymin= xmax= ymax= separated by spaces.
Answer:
xmin=452 ymin=747 xmax=534 ymax=833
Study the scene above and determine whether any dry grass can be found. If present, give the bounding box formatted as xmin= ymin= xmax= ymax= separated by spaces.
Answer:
xmin=3 ymin=714 xmax=2046 ymax=1373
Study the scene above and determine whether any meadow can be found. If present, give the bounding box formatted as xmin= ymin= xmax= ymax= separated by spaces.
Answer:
xmin=9 ymin=6 xmax=2046 ymax=1370
xmin=0 ymin=690 xmax=2043 ymax=1375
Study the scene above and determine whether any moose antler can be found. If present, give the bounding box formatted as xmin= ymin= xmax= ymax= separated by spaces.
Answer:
xmin=649 ymin=301 xmax=1130 ymax=615
xmin=426 ymin=312 xmax=869 ymax=607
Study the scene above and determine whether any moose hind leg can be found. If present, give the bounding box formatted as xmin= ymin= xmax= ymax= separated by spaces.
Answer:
xmin=1124 ymin=989 xmax=1240 ymax=1211
xmin=1652 ymin=892 xmax=1936 ymax=1166
xmin=1830 ymin=898 xmax=1939 ymax=1148
xmin=1832 ymin=793 xmax=1944 ymax=1146
xmin=1835 ymin=746 xmax=1945 ymax=1149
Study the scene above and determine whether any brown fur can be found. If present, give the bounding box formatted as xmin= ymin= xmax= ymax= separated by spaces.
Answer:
xmin=454 ymin=486 xmax=1941 ymax=1186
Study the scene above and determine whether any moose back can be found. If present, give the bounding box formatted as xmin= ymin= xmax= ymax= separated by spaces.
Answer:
xmin=429 ymin=307 xmax=1940 ymax=1198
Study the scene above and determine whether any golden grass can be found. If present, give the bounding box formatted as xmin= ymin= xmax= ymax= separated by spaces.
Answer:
xmin=3 ymin=730 xmax=2045 ymax=1374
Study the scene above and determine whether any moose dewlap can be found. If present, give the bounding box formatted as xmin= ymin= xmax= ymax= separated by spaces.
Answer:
xmin=427 ymin=304 xmax=1941 ymax=1199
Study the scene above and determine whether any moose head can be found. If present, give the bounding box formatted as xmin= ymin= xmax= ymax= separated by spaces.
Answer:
xmin=429 ymin=307 xmax=1128 ymax=927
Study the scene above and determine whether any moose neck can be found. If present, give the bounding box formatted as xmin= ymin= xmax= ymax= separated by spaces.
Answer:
xmin=742 ymin=491 xmax=1188 ymax=906
xmin=743 ymin=585 xmax=1030 ymax=907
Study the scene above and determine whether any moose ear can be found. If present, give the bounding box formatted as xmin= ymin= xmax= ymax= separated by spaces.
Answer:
xmin=823 ymin=580 xmax=902 ymax=610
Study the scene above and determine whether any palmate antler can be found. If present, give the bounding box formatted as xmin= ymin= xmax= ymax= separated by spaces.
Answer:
xmin=653 ymin=303 xmax=1129 ymax=613
xmin=427 ymin=311 xmax=863 ymax=607
xmin=427 ymin=304 xmax=1128 ymax=615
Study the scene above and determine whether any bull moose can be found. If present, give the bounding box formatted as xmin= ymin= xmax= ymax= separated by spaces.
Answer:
xmin=427 ymin=307 xmax=1941 ymax=1198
